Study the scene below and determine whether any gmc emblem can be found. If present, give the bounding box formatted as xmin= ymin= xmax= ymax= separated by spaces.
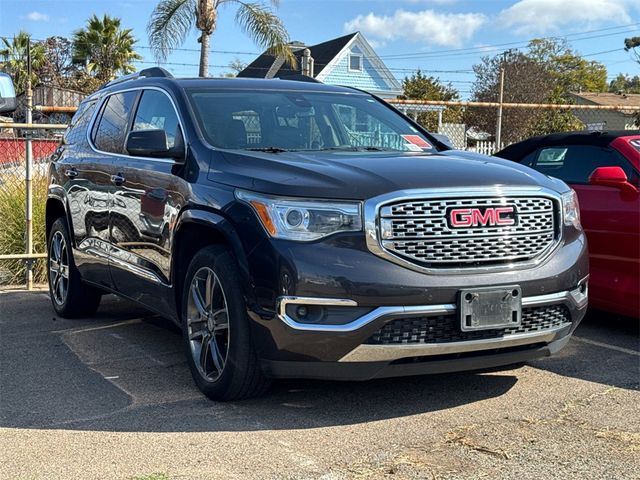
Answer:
xmin=449 ymin=206 xmax=516 ymax=228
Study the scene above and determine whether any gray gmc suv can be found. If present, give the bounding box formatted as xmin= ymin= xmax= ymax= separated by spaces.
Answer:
xmin=44 ymin=69 xmax=589 ymax=400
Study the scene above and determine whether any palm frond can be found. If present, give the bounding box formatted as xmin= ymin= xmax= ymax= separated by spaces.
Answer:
xmin=148 ymin=0 xmax=196 ymax=62
xmin=235 ymin=2 xmax=296 ymax=69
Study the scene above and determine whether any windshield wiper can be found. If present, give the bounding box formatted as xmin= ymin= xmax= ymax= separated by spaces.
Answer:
xmin=321 ymin=146 xmax=395 ymax=152
xmin=245 ymin=147 xmax=291 ymax=153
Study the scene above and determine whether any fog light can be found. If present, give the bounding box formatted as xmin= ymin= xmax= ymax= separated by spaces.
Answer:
xmin=296 ymin=306 xmax=308 ymax=318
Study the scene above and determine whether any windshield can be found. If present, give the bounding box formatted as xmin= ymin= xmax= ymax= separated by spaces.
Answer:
xmin=187 ymin=88 xmax=437 ymax=153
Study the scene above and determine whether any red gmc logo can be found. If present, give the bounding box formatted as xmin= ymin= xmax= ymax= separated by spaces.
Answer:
xmin=449 ymin=206 xmax=516 ymax=228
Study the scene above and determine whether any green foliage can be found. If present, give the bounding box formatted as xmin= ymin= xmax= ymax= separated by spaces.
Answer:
xmin=624 ymin=36 xmax=640 ymax=64
xmin=0 ymin=33 xmax=107 ymax=96
xmin=72 ymin=14 xmax=142 ymax=82
xmin=528 ymin=38 xmax=607 ymax=98
xmin=608 ymin=73 xmax=640 ymax=94
xmin=0 ymin=31 xmax=45 ymax=94
xmin=147 ymin=0 xmax=295 ymax=77
xmin=468 ymin=38 xmax=608 ymax=143
xmin=400 ymin=70 xmax=462 ymax=131
xmin=0 ymin=165 xmax=48 ymax=286
xmin=36 ymin=36 xmax=104 ymax=94
xmin=147 ymin=0 xmax=196 ymax=63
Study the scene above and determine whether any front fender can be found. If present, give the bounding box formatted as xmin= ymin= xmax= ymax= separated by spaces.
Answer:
xmin=173 ymin=207 xmax=253 ymax=289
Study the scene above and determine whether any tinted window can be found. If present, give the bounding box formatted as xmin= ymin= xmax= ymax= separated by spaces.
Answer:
xmin=92 ymin=91 xmax=137 ymax=154
xmin=519 ymin=150 xmax=537 ymax=167
xmin=187 ymin=89 xmax=437 ymax=153
xmin=132 ymin=90 xmax=181 ymax=149
xmin=533 ymin=145 xmax=635 ymax=184
xmin=63 ymin=99 xmax=96 ymax=145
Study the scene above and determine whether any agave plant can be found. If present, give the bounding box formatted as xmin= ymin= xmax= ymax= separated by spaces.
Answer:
xmin=72 ymin=14 xmax=142 ymax=82
xmin=0 ymin=31 xmax=45 ymax=94
xmin=148 ymin=0 xmax=296 ymax=77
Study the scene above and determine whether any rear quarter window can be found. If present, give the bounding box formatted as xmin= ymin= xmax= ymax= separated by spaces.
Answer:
xmin=63 ymin=99 xmax=97 ymax=145
xmin=531 ymin=144 xmax=637 ymax=184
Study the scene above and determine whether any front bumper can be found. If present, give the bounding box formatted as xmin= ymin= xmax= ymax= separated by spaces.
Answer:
xmin=261 ymin=336 xmax=571 ymax=381
xmin=254 ymin=281 xmax=587 ymax=379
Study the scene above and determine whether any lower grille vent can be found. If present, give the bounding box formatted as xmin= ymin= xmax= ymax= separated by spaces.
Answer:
xmin=366 ymin=305 xmax=571 ymax=345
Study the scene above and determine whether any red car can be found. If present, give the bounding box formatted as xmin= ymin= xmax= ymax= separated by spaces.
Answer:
xmin=497 ymin=131 xmax=640 ymax=318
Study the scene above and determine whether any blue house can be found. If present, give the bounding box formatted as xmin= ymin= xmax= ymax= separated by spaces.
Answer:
xmin=237 ymin=32 xmax=402 ymax=98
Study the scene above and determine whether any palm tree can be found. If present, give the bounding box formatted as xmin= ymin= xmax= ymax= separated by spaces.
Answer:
xmin=148 ymin=0 xmax=296 ymax=77
xmin=0 ymin=31 xmax=45 ymax=94
xmin=72 ymin=15 xmax=142 ymax=82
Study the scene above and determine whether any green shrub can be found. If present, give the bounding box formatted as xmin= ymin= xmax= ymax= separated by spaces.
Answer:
xmin=0 ymin=165 xmax=48 ymax=286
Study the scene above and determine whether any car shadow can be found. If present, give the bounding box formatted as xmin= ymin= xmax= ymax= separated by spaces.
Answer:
xmin=528 ymin=309 xmax=639 ymax=391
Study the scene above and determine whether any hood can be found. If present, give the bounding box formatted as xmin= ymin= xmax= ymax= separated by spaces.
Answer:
xmin=207 ymin=149 xmax=563 ymax=200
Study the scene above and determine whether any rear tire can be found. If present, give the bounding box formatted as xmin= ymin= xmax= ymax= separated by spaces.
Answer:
xmin=181 ymin=245 xmax=271 ymax=401
xmin=48 ymin=217 xmax=102 ymax=318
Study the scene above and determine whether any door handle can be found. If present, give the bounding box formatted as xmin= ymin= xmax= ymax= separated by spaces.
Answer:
xmin=64 ymin=168 xmax=78 ymax=178
xmin=111 ymin=174 xmax=126 ymax=186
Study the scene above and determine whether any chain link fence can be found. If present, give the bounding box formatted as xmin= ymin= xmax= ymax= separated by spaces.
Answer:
xmin=0 ymin=79 xmax=73 ymax=288
xmin=0 ymin=125 xmax=65 ymax=287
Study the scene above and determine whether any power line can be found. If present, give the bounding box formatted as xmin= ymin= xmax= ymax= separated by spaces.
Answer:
xmin=379 ymin=23 xmax=640 ymax=60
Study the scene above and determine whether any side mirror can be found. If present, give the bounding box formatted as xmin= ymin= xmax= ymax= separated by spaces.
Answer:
xmin=0 ymin=73 xmax=17 ymax=114
xmin=431 ymin=133 xmax=454 ymax=149
xmin=125 ymin=129 xmax=184 ymax=161
xmin=588 ymin=166 xmax=638 ymax=194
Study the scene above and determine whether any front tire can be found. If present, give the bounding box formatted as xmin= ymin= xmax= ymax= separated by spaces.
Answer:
xmin=181 ymin=246 xmax=271 ymax=401
xmin=48 ymin=217 xmax=102 ymax=318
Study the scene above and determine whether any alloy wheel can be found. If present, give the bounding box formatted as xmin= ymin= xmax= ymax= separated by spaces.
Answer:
xmin=186 ymin=267 xmax=230 ymax=381
xmin=49 ymin=231 xmax=69 ymax=306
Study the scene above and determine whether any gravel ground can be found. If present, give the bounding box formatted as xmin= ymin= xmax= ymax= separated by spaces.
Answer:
xmin=1 ymin=290 xmax=638 ymax=480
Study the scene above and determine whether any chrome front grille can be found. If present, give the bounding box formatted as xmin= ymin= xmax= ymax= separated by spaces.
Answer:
xmin=377 ymin=195 xmax=559 ymax=269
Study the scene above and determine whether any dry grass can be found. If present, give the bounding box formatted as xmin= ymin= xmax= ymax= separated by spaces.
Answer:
xmin=0 ymin=164 xmax=48 ymax=286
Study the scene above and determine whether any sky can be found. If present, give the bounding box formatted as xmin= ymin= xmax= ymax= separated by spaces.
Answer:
xmin=1 ymin=0 xmax=639 ymax=98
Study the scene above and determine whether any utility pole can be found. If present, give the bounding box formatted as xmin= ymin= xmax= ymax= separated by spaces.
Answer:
xmin=495 ymin=67 xmax=505 ymax=149
xmin=25 ymin=36 xmax=34 ymax=290
xmin=495 ymin=49 xmax=516 ymax=150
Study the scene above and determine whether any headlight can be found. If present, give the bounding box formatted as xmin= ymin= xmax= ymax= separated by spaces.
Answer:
xmin=561 ymin=190 xmax=581 ymax=230
xmin=236 ymin=190 xmax=362 ymax=241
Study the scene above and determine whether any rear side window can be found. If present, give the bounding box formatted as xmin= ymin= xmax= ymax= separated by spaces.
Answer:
xmin=92 ymin=91 xmax=137 ymax=154
xmin=132 ymin=90 xmax=181 ymax=149
xmin=532 ymin=145 xmax=635 ymax=184
xmin=63 ymin=99 xmax=96 ymax=145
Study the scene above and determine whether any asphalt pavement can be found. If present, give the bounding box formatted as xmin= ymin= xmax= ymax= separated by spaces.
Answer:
xmin=1 ymin=290 xmax=638 ymax=480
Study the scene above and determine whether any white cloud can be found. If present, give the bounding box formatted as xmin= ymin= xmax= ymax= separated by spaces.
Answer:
xmin=344 ymin=9 xmax=486 ymax=48
xmin=499 ymin=0 xmax=632 ymax=35
xmin=24 ymin=11 xmax=50 ymax=22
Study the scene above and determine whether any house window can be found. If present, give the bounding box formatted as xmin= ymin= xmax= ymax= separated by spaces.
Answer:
xmin=349 ymin=54 xmax=362 ymax=72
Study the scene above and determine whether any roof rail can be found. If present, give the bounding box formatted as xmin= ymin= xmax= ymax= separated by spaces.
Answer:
xmin=100 ymin=67 xmax=174 ymax=90
xmin=277 ymin=74 xmax=322 ymax=83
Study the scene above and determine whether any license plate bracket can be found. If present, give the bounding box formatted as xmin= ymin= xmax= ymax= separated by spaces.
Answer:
xmin=459 ymin=285 xmax=522 ymax=331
